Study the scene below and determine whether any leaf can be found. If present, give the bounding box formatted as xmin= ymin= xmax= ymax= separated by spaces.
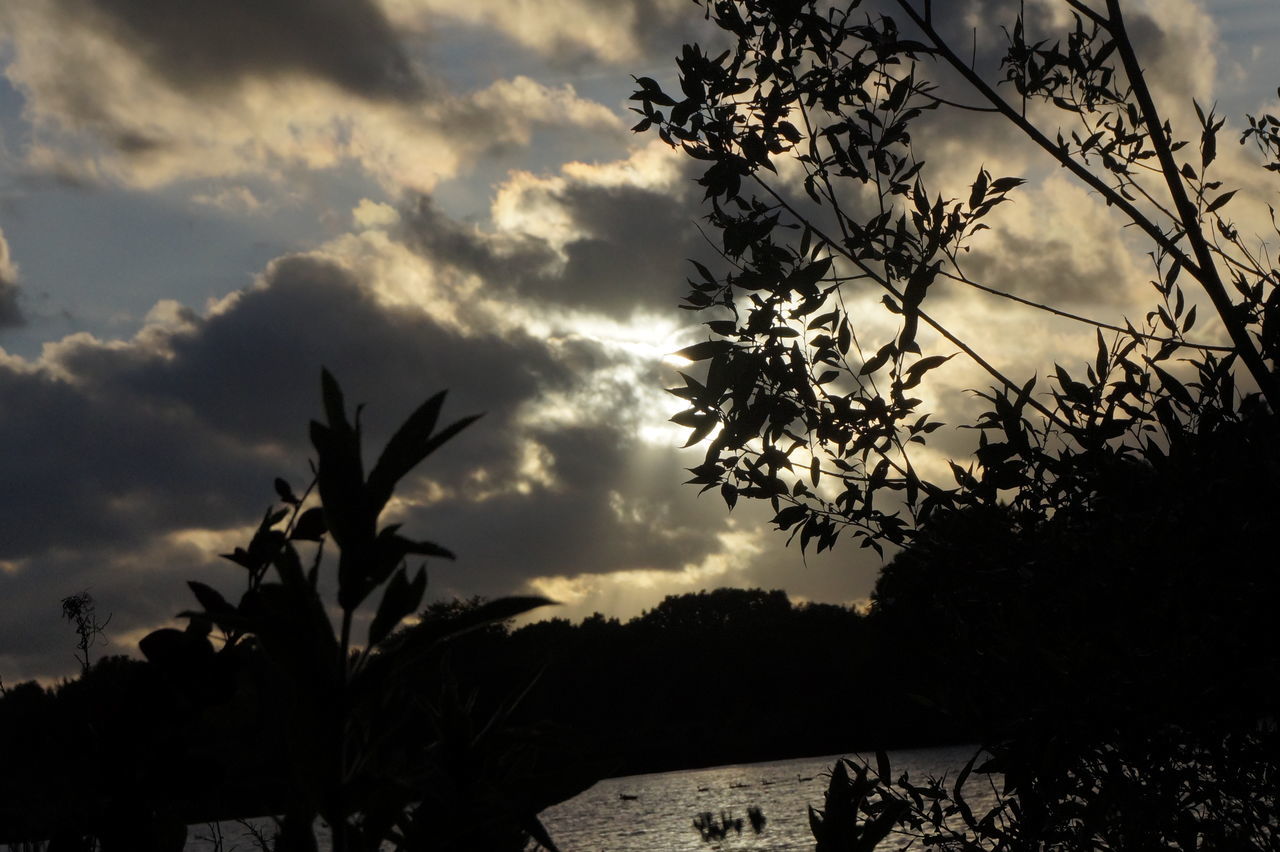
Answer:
xmin=140 ymin=628 xmax=209 ymax=668
xmin=875 ymin=749 xmax=891 ymax=782
xmin=320 ymin=368 xmax=351 ymax=435
xmin=968 ymin=167 xmax=989 ymax=209
xmin=387 ymin=533 xmax=456 ymax=561
xmin=371 ymin=596 xmax=557 ymax=678
xmin=1182 ymin=304 xmax=1197 ymax=333
xmin=272 ymin=541 xmax=307 ymax=590
xmin=860 ymin=343 xmax=894 ymax=375
xmin=274 ymin=477 xmax=298 ymax=505
xmin=368 ymin=390 xmax=483 ymax=519
xmin=954 ymin=750 xmax=979 ymax=800
xmin=368 ymin=566 xmax=427 ymax=647
xmin=680 ymin=413 xmax=718 ymax=447
xmin=309 ymin=419 xmax=366 ymax=550
xmin=772 ymin=504 xmax=808 ymax=530
xmin=988 ymin=176 xmax=1026 ymax=193
xmin=859 ymin=801 xmax=909 ymax=850
xmin=787 ymin=257 xmax=833 ymax=292
xmin=1095 ymin=328 xmax=1109 ymax=380
xmin=291 ymin=506 xmax=328 ymax=541
xmin=690 ymin=259 xmax=716 ymax=285
xmin=901 ymin=353 xmax=954 ymax=388
xmin=188 ymin=581 xmax=234 ymax=616
xmin=1152 ymin=363 xmax=1193 ymax=407
xmin=366 ymin=391 xmax=444 ymax=507
xmin=220 ymin=547 xmax=255 ymax=570
xmin=1054 ymin=363 xmax=1091 ymax=405
xmin=1205 ymin=189 xmax=1236 ymax=214
xmin=673 ymin=340 xmax=732 ymax=361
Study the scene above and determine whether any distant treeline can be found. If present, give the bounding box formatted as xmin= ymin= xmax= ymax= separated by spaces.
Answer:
xmin=408 ymin=587 xmax=963 ymax=778
xmin=0 ymin=586 xmax=960 ymax=814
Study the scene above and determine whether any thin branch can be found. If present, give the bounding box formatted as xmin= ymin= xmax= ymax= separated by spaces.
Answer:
xmin=1105 ymin=0 xmax=1280 ymax=411
xmin=916 ymin=91 xmax=1002 ymax=112
xmin=1063 ymin=0 xmax=1110 ymax=28
xmin=890 ymin=0 xmax=1208 ymax=291
xmin=932 ymin=265 xmax=1233 ymax=352
xmin=752 ymin=175 xmax=1072 ymax=431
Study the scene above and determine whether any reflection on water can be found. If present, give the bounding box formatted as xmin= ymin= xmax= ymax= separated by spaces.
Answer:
xmin=540 ymin=743 xmax=993 ymax=852
xmin=170 ymin=743 xmax=989 ymax=851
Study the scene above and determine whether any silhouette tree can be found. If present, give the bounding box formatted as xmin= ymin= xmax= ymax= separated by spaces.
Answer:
xmin=634 ymin=0 xmax=1278 ymax=554
xmin=636 ymin=1 xmax=1279 ymax=848
xmin=60 ymin=591 xmax=111 ymax=675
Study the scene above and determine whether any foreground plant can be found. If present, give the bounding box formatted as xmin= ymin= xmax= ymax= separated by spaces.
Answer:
xmin=142 ymin=370 xmax=564 ymax=851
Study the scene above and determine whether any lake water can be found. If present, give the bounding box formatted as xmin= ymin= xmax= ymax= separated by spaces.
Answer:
xmin=539 ymin=743 xmax=994 ymax=852
xmin=176 ymin=743 xmax=993 ymax=851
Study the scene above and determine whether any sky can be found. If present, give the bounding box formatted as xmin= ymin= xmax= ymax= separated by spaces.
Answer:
xmin=0 ymin=0 xmax=1277 ymax=682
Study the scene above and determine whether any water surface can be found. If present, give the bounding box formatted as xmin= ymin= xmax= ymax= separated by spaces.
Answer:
xmin=155 ymin=743 xmax=993 ymax=851
xmin=540 ymin=743 xmax=993 ymax=851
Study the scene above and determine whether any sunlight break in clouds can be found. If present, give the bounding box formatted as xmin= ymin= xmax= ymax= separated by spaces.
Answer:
xmin=521 ymin=522 xmax=766 ymax=623
xmin=0 ymin=227 xmax=23 ymax=328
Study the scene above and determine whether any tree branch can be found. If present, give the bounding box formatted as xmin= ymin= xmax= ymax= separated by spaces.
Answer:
xmin=1105 ymin=0 xmax=1280 ymax=411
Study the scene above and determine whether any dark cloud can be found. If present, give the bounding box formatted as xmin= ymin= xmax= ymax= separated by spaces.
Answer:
xmin=421 ymin=431 xmax=729 ymax=601
xmin=60 ymin=0 xmax=424 ymax=101
xmin=0 ymin=249 xmax=753 ymax=680
xmin=402 ymin=176 xmax=713 ymax=317
xmin=551 ymin=182 xmax=709 ymax=315
xmin=37 ymin=255 xmax=569 ymax=508
xmin=400 ymin=197 xmax=558 ymax=285
xmin=0 ymin=282 xmax=22 ymax=329
xmin=0 ymin=363 xmax=269 ymax=561
xmin=948 ymin=229 xmax=1137 ymax=308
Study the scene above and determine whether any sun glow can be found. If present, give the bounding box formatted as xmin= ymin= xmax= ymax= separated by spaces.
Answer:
xmin=519 ymin=523 xmax=766 ymax=622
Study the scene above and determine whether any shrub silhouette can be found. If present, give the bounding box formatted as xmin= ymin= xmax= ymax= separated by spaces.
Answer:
xmin=0 ymin=371 xmax=590 ymax=850
xmin=147 ymin=369 xmax=582 ymax=851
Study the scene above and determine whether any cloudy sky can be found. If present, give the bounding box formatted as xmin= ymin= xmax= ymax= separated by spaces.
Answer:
xmin=0 ymin=0 xmax=1276 ymax=682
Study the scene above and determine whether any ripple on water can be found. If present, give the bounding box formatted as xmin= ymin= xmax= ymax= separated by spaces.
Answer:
xmin=540 ymin=744 xmax=994 ymax=852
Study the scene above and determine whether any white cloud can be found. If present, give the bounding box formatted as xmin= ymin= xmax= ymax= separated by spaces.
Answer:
xmin=191 ymin=185 xmax=265 ymax=214
xmin=352 ymin=198 xmax=401 ymax=230
xmin=520 ymin=521 xmax=765 ymax=622
xmin=383 ymin=0 xmax=692 ymax=65
xmin=0 ymin=4 xmax=625 ymax=194
xmin=0 ymin=226 xmax=23 ymax=327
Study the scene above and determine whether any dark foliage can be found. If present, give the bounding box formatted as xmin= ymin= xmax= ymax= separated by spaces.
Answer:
xmin=0 ymin=583 xmax=966 ymax=849
xmin=0 ymin=372 xmax=584 ymax=851
xmin=637 ymin=0 xmax=1280 ymax=848
xmin=393 ymin=588 xmax=921 ymax=778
